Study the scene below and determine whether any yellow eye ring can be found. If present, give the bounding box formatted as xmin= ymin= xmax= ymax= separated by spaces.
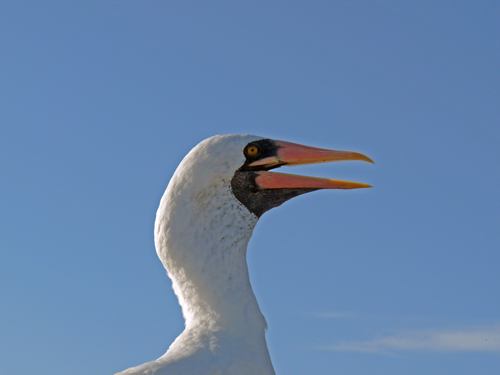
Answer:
xmin=246 ymin=145 xmax=259 ymax=156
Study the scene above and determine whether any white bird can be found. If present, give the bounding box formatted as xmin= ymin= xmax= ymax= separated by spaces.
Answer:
xmin=116 ymin=134 xmax=373 ymax=375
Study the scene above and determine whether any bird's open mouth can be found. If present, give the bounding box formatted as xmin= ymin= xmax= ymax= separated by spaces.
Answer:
xmin=248 ymin=140 xmax=374 ymax=190
xmin=231 ymin=138 xmax=374 ymax=217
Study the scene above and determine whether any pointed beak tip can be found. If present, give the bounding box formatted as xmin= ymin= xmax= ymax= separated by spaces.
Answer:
xmin=351 ymin=182 xmax=373 ymax=189
xmin=360 ymin=155 xmax=376 ymax=164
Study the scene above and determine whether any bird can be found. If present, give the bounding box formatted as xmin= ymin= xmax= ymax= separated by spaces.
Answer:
xmin=116 ymin=134 xmax=374 ymax=375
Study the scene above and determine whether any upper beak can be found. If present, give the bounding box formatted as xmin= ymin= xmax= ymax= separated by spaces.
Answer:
xmin=250 ymin=140 xmax=374 ymax=190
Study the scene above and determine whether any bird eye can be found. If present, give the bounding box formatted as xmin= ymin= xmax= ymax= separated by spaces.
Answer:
xmin=245 ymin=145 xmax=260 ymax=157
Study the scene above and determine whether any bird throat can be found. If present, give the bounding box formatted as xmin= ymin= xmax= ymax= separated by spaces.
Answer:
xmin=155 ymin=182 xmax=267 ymax=335
xmin=231 ymin=170 xmax=317 ymax=217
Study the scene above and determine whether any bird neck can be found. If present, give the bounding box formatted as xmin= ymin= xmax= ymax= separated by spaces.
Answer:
xmin=155 ymin=182 xmax=267 ymax=336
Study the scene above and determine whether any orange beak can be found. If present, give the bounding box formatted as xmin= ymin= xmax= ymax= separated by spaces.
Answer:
xmin=250 ymin=140 xmax=374 ymax=190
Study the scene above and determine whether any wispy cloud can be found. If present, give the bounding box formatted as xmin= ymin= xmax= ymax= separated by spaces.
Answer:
xmin=318 ymin=325 xmax=500 ymax=354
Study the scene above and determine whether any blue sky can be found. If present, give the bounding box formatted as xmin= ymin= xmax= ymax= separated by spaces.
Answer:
xmin=1 ymin=1 xmax=499 ymax=374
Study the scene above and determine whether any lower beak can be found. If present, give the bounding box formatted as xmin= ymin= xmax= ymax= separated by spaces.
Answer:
xmin=251 ymin=140 xmax=374 ymax=190
xmin=255 ymin=171 xmax=372 ymax=190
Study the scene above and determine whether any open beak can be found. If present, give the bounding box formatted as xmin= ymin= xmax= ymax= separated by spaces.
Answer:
xmin=250 ymin=140 xmax=374 ymax=190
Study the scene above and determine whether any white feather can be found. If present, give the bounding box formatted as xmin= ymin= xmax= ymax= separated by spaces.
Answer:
xmin=116 ymin=135 xmax=275 ymax=375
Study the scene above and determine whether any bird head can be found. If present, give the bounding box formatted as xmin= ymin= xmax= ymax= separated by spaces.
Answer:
xmin=165 ymin=134 xmax=373 ymax=219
